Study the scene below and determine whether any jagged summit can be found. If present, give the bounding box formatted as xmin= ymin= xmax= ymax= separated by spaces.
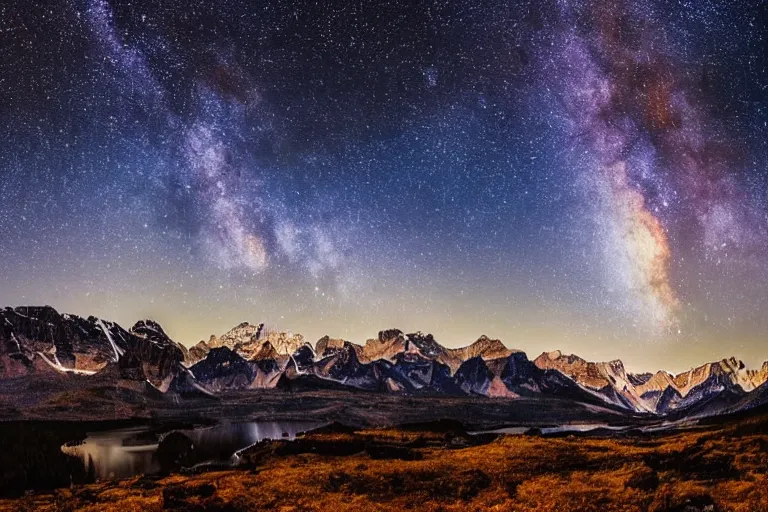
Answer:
xmin=186 ymin=321 xmax=303 ymax=365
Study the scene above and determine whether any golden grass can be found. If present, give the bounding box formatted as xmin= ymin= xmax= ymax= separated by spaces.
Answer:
xmin=4 ymin=416 xmax=768 ymax=511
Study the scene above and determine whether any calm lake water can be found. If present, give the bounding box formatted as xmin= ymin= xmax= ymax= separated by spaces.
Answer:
xmin=469 ymin=423 xmax=627 ymax=436
xmin=61 ymin=421 xmax=323 ymax=480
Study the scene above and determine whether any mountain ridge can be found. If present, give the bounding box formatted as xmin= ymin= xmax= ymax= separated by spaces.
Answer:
xmin=2 ymin=305 xmax=768 ymax=418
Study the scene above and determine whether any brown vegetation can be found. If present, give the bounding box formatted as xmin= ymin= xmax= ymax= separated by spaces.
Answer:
xmin=3 ymin=414 xmax=768 ymax=511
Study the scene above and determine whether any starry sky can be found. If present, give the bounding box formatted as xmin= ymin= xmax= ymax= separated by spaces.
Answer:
xmin=2 ymin=0 xmax=768 ymax=372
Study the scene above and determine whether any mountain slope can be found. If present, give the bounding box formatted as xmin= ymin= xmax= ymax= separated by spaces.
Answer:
xmin=0 ymin=306 xmax=196 ymax=395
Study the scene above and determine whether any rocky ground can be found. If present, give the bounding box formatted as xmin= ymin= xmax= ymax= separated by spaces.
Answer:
xmin=0 ymin=378 xmax=639 ymax=428
xmin=3 ymin=409 xmax=768 ymax=511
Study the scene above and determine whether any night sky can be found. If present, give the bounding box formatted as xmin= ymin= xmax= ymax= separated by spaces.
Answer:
xmin=2 ymin=0 xmax=768 ymax=372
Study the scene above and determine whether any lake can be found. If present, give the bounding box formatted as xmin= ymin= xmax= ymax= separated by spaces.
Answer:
xmin=469 ymin=423 xmax=629 ymax=436
xmin=61 ymin=420 xmax=324 ymax=480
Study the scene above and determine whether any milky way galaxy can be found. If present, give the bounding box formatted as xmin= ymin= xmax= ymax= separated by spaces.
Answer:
xmin=85 ymin=0 xmax=350 ymax=279
xmin=544 ymin=0 xmax=768 ymax=337
xmin=550 ymin=2 xmax=686 ymax=331
xmin=1 ymin=0 xmax=767 ymax=371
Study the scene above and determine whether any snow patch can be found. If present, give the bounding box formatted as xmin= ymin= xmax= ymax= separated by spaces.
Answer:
xmin=9 ymin=333 xmax=21 ymax=353
xmin=97 ymin=319 xmax=124 ymax=362
xmin=36 ymin=352 xmax=97 ymax=375
xmin=289 ymin=354 xmax=307 ymax=375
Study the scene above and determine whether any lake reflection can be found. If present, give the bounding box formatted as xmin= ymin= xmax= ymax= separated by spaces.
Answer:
xmin=61 ymin=421 xmax=323 ymax=480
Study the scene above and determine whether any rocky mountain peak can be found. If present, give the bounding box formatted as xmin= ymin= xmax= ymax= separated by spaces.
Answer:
xmin=186 ymin=339 xmax=212 ymax=365
xmin=130 ymin=319 xmax=170 ymax=342
xmin=316 ymin=336 xmax=347 ymax=357
xmin=539 ymin=350 xmax=590 ymax=366
xmin=378 ymin=329 xmax=404 ymax=343
xmin=216 ymin=322 xmax=265 ymax=345
xmin=359 ymin=330 xmax=408 ymax=363
xmin=469 ymin=335 xmax=506 ymax=350
xmin=262 ymin=331 xmax=305 ymax=356
xmin=405 ymin=331 xmax=442 ymax=357
xmin=251 ymin=341 xmax=280 ymax=361
xmin=607 ymin=359 xmax=626 ymax=373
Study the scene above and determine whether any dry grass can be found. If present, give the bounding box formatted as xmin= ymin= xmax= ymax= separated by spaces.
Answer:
xmin=3 ymin=414 xmax=768 ymax=512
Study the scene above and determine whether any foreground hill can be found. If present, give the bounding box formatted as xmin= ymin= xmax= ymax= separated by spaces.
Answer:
xmin=5 ymin=408 xmax=768 ymax=511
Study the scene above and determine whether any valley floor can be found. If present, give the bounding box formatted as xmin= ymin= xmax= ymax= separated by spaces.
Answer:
xmin=3 ymin=410 xmax=768 ymax=512
xmin=0 ymin=383 xmax=639 ymax=428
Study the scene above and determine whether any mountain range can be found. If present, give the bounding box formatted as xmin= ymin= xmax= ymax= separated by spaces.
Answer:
xmin=2 ymin=305 xmax=768 ymax=418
